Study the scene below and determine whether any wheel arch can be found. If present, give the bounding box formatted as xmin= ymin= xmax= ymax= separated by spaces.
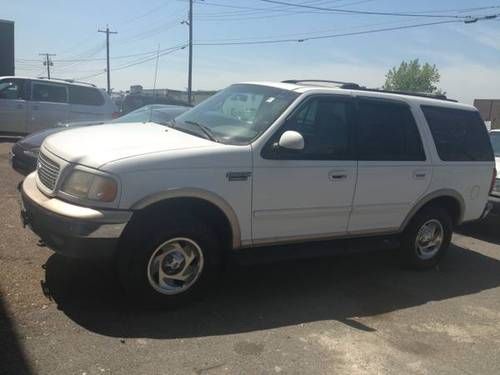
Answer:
xmin=130 ymin=188 xmax=241 ymax=249
xmin=400 ymin=189 xmax=465 ymax=231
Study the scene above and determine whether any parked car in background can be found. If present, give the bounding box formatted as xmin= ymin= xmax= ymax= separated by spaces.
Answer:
xmin=10 ymin=104 xmax=190 ymax=175
xmin=19 ymin=80 xmax=495 ymax=306
xmin=0 ymin=76 xmax=118 ymax=136
xmin=488 ymin=130 xmax=500 ymax=215
xmin=121 ymin=93 xmax=190 ymax=114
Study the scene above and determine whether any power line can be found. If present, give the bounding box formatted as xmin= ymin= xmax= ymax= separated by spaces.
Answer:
xmin=73 ymin=45 xmax=187 ymax=81
xmin=194 ymin=14 xmax=499 ymax=46
xmin=257 ymin=0 xmax=489 ymax=19
xmin=193 ymin=0 xmax=376 ymax=17
xmin=17 ymin=44 xmax=187 ymax=66
xmin=193 ymin=2 xmax=500 ymax=22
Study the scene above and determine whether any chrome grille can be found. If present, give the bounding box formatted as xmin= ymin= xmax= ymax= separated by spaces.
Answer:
xmin=37 ymin=151 xmax=60 ymax=190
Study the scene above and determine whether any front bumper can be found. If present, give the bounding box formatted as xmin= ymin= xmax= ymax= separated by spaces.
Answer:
xmin=19 ymin=172 xmax=132 ymax=260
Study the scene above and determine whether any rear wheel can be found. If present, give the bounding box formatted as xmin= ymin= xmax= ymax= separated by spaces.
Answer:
xmin=400 ymin=207 xmax=452 ymax=269
xmin=118 ymin=214 xmax=221 ymax=306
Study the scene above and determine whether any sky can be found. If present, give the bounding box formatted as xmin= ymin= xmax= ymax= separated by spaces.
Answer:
xmin=4 ymin=0 xmax=500 ymax=104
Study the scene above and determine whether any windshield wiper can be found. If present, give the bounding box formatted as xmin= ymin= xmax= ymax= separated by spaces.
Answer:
xmin=183 ymin=120 xmax=219 ymax=142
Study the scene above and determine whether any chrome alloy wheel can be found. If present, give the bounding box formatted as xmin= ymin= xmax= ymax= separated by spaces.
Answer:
xmin=147 ymin=238 xmax=204 ymax=295
xmin=415 ymin=219 xmax=444 ymax=260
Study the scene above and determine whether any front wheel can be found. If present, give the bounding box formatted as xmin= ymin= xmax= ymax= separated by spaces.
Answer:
xmin=400 ymin=207 xmax=452 ymax=269
xmin=118 ymin=215 xmax=221 ymax=306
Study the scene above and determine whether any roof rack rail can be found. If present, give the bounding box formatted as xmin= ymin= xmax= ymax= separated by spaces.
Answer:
xmin=354 ymin=87 xmax=456 ymax=102
xmin=35 ymin=76 xmax=97 ymax=87
xmin=282 ymin=79 xmax=456 ymax=102
xmin=282 ymin=79 xmax=361 ymax=89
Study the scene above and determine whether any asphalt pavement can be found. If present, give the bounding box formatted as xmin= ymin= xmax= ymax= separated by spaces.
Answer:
xmin=1 ymin=140 xmax=500 ymax=375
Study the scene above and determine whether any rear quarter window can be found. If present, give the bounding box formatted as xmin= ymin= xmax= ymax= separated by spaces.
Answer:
xmin=69 ymin=86 xmax=105 ymax=106
xmin=421 ymin=105 xmax=494 ymax=162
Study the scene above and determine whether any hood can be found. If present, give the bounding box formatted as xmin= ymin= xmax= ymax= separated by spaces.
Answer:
xmin=60 ymin=120 xmax=108 ymax=128
xmin=42 ymin=122 xmax=216 ymax=169
xmin=19 ymin=127 xmax=67 ymax=149
xmin=18 ymin=121 xmax=108 ymax=149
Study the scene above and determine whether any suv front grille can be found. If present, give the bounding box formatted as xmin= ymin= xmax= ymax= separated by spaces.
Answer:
xmin=37 ymin=152 xmax=61 ymax=190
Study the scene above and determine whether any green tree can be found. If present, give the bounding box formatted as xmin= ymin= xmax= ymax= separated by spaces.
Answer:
xmin=383 ymin=59 xmax=444 ymax=94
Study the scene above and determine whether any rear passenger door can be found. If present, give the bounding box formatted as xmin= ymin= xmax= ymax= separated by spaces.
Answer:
xmin=68 ymin=85 xmax=108 ymax=122
xmin=28 ymin=82 xmax=69 ymax=132
xmin=348 ymin=97 xmax=431 ymax=233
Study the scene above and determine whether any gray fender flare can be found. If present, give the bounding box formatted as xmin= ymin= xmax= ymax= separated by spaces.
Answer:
xmin=399 ymin=189 xmax=465 ymax=232
xmin=131 ymin=188 xmax=242 ymax=249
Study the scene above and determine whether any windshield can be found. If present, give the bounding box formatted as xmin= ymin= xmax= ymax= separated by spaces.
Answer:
xmin=173 ymin=84 xmax=299 ymax=144
xmin=113 ymin=105 xmax=188 ymax=125
xmin=491 ymin=132 xmax=500 ymax=157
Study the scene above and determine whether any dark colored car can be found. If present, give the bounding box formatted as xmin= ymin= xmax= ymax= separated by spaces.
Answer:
xmin=10 ymin=104 xmax=190 ymax=175
xmin=121 ymin=94 xmax=190 ymax=114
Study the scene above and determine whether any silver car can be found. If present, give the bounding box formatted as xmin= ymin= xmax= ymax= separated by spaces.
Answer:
xmin=0 ymin=76 xmax=118 ymax=136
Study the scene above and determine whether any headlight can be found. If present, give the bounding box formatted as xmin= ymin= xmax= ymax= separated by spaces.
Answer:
xmin=61 ymin=170 xmax=118 ymax=202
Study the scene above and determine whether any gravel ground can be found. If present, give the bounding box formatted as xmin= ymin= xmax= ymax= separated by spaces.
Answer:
xmin=1 ymin=140 xmax=500 ymax=375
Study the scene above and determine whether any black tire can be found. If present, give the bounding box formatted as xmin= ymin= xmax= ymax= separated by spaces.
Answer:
xmin=117 ymin=213 xmax=222 ymax=307
xmin=400 ymin=206 xmax=452 ymax=269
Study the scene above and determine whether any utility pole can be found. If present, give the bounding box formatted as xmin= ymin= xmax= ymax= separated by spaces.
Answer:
xmin=182 ymin=0 xmax=195 ymax=104
xmin=39 ymin=53 xmax=55 ymax=79
xmin=153 ymin=44 xmax=161 ymax=96
xmin=98 ymin=26 xmax=117 ymax=95
xmin=188 ymin=0 xmax=193 ymax=105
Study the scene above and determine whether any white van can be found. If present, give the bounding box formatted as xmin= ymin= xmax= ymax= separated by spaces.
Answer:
xmin=0 ymin=76 xmax=117 ymax=136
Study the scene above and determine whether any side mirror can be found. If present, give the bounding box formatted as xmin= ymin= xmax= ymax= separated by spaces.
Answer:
xmin=277 ymin=130 xmax=304 ymax=151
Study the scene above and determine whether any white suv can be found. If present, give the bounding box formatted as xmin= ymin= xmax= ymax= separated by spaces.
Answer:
xmin=19 ymin=80 xmax=495 ymax=304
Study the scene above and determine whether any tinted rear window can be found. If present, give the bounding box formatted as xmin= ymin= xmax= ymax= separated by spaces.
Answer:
xmin=357 ymin=99 xmax=426 ymax=161
xmin=421 ymin=105 xmax=493 ymax=161
xmin=69 ymin=86 xmax=104 ymax=106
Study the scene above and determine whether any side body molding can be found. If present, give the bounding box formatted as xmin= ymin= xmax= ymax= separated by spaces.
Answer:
xmin=399 ymin=188 xmax=465 ymax=231
xmin=130 ymin=188 xmax=242 ymax=249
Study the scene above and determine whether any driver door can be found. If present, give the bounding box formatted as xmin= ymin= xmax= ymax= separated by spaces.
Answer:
xmin=252 ymin=95 xmax=357 ymax=245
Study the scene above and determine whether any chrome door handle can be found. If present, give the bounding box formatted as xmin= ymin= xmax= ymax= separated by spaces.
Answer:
xmin=329 ymin=170 xmax=348 ymax=181
xmin=413 ymin=170 xmax=428 ymax=180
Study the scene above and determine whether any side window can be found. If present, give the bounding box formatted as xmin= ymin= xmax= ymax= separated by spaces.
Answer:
xmin=421 ymin=105 xmax=494 ymax=162
xmin=264 ymin=96 xmax=353 ymax=160
xmin=69 ymin=86 xmax=104 ymax=106
xmin=32 ymin=83 xmax=67 ymax=103
xmin=357 ymin=99 xmax=425 ymax=161
xmin=0 ymin=79 xmax=25 ymax=100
